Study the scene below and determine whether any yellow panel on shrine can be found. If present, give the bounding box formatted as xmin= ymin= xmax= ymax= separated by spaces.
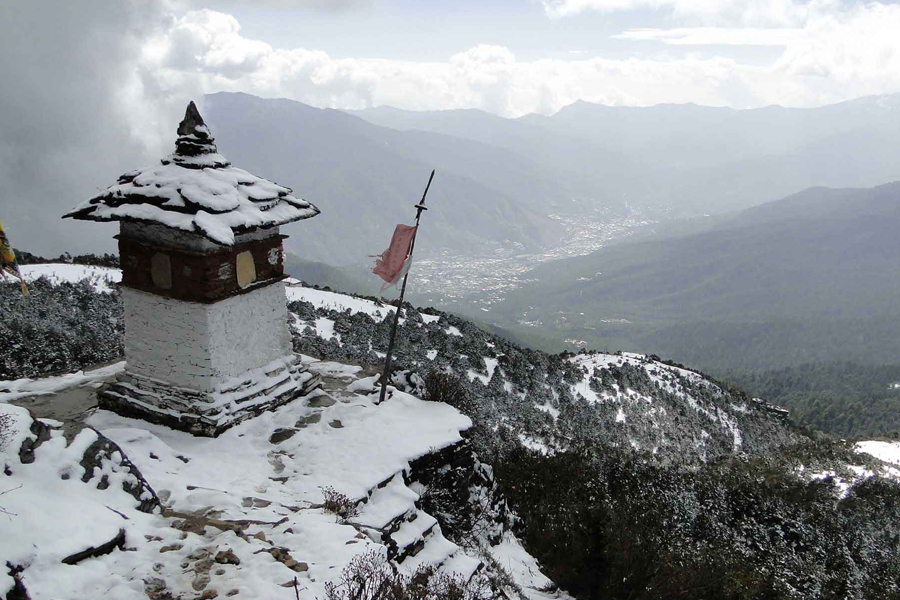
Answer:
xmin=0 ymin=219 xmax=15 ymax=265
xmin=0 ymin=218 xmax=28 ymax=294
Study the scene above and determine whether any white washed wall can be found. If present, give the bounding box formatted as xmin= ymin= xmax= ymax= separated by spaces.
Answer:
xmin=122 ymin=283 xmax=291 ymax=392
xmin=206 ymin=281 xmax=291 ymax=382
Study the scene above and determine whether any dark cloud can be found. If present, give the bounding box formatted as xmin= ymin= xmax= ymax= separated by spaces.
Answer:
xmin=0 ymin=0 xmax=171 ymax=255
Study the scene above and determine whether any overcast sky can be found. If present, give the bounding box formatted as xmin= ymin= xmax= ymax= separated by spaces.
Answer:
xmin=2 ymin=0 xmax=900 ymax=254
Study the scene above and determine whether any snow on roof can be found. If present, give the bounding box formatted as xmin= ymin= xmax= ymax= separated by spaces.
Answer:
xmin=63 ymin=101 xmax=319 ymax=246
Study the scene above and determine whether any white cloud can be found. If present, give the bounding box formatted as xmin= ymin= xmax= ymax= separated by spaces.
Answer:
xmin=613 ymin=27 xmax=809 ymax=45
xmin=135 ymin=5 xmax=900 ymax=121
xmin=541 ymin=0 xmax=832 ymax=26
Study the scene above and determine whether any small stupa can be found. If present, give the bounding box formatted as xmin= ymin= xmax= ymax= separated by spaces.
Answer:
xmin=64 ymin=101 xmax=321 ymax=436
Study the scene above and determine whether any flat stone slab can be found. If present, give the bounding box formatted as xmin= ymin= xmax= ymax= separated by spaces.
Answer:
xmin=269 ymin=428 xmax=298 ymax=445
xmin=307 ymin=396 xmax=336 ymax=408
xmin=295 ymin=413 xmax=321 ymax=428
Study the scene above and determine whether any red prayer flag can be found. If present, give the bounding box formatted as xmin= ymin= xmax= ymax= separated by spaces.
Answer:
xmin=372 ymin=224 xmax=417 ymax=288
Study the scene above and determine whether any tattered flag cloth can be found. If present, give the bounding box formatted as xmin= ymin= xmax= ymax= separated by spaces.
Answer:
xmin=371 ymin=224 xmax=417 ymax=293
xmin=0 ymin=218 xmax=28 ymax=294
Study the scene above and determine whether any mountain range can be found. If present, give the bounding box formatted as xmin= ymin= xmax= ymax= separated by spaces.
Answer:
xmin=203 ymin=92 xmax=591 ymax=266
xmin=204 ymin=92 xmax=900 ymax=275
xmin=352 ymin=93 xmax=900 ymax=217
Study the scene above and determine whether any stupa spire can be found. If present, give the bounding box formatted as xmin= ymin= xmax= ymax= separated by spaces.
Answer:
xmin=178 ymin=101 xmax=206 ymax=136
xmin=166 ymin=100 xmax=230 ymax=169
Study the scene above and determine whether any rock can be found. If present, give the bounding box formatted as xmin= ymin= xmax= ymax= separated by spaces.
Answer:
xmin=160 ymin=544 xmax=183 ymax=553
xmin=269 ymin=428 xmax=298 ymax=444
xmin=62 ymin=528 xmax=126 ymax=565
xmin=226 ymin=590 xmax=239 ymax=597
xmin=192 ymin=573 xmax=211 ymax=592
xmin=254 ymin=546 xmax=307 ymax=572
xmin=268 ymin=453 xmax=286 ymax=474
xmin=253 ymin=532 xmax=267 ymax=542
xmin=241 ymin=497 xmax=271 ymax=508
xmin=199 ymin=590 xmax=218 ymax=599
xmin=143 ymin=577 xmax=169 ymax=600
xmin=77 ymin=432 xmax=160 ymax=513
xmin=215 ymin=549 xmax=240 ymax=565
xmin=294 ymin=413 xmax=321 ymax=428
xmin=195 ymin=557 xmax=215 ymax=573
xmin=173 ymin=518 xmax=208 ymax=535
xmin=18 ymin=418 xmax=52 ymax=464
xmin=328 ymin=420 xmax=343 ymax=429
xmin=307 ymin=396 xmax=336 ymax=408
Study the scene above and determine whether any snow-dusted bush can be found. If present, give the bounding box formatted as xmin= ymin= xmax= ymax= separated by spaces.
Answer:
xmin=0 ymin=277 xmax=123 ymax=379
xmin=323 ymin=550 xmax=491 ymax=600
xmin=423 ymin=371 xmax=472 ymax=414
xmin=0 ymin=412 xmax=14 ymax=452
xmin=320 ymin=486 xmax=360 ymax=523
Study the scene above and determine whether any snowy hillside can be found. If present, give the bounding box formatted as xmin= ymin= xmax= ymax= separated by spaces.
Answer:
xmin=20 ymin=263 xmax=121 ymax=293
xmin=1 ymin=357 xmax=559 ymax=599
xmin=285 ymin=282 xmax=800 ymax=464
xmin=5 ymin=267 xmax=900 ymax=600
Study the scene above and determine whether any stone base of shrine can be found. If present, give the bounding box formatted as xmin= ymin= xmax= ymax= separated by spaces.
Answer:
xmin=99 ymin=354 xmax=322 ymax=437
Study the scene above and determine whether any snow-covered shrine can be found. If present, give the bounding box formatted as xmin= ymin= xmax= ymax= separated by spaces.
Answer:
xmin=64 ymin=101 xmax=322 ymax=436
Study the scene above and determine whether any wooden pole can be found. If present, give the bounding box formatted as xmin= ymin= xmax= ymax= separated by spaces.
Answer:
xmin=378 ymin=170 xmax=435 ymax=404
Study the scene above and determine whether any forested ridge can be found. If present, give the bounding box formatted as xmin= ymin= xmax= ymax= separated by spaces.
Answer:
xmin=723 ymin=362 xmax=900 ymax=439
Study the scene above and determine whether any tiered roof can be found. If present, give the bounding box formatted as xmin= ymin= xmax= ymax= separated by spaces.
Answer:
xmin=64 ymin=102 xmax=319 ymax=245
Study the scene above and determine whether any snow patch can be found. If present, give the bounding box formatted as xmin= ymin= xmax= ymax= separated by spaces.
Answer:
xmin=0 ymin=362 xmax=125 ymax=404
xmin=20 ymin=264 xmax=121 ymax=293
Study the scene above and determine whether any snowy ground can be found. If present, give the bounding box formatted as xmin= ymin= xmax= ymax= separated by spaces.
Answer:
xmin=856 ymin=440 xmax=900 ymax=467
xmin=1 ymin=354 xmax=563 ymax=600
xmin=0 ymin=362 xmax=125 ymax=403
xmin=285 ymin=280 xmax=396 ymax=320
xmin=20 ymin=263 xmax=121 ymax=293
xmin=855 ymin=440 xmax=900 ymax=480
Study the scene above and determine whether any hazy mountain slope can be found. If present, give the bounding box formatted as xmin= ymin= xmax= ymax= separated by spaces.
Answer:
xmin=492 ymin=182 xmax=900 ymax=371
xmin=283 ymin=251 xmax=373 ymax=296
xmin=347 ymin=105 xmax=642 ymax=204
xmin=659 ymin=123 xmax=900 ymax=214
xmin=354 ymin=94 xmax=900 ymax=217
xmin=203 ymin=92 xmax=592 ymax=265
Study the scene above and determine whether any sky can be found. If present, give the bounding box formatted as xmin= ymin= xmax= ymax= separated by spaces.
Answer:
xmin=1 ymin=0 xmax=900 ymax=254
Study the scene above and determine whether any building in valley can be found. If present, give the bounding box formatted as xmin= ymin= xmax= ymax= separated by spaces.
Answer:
xmin=64 ymin=101 xmax=321 ymax=436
